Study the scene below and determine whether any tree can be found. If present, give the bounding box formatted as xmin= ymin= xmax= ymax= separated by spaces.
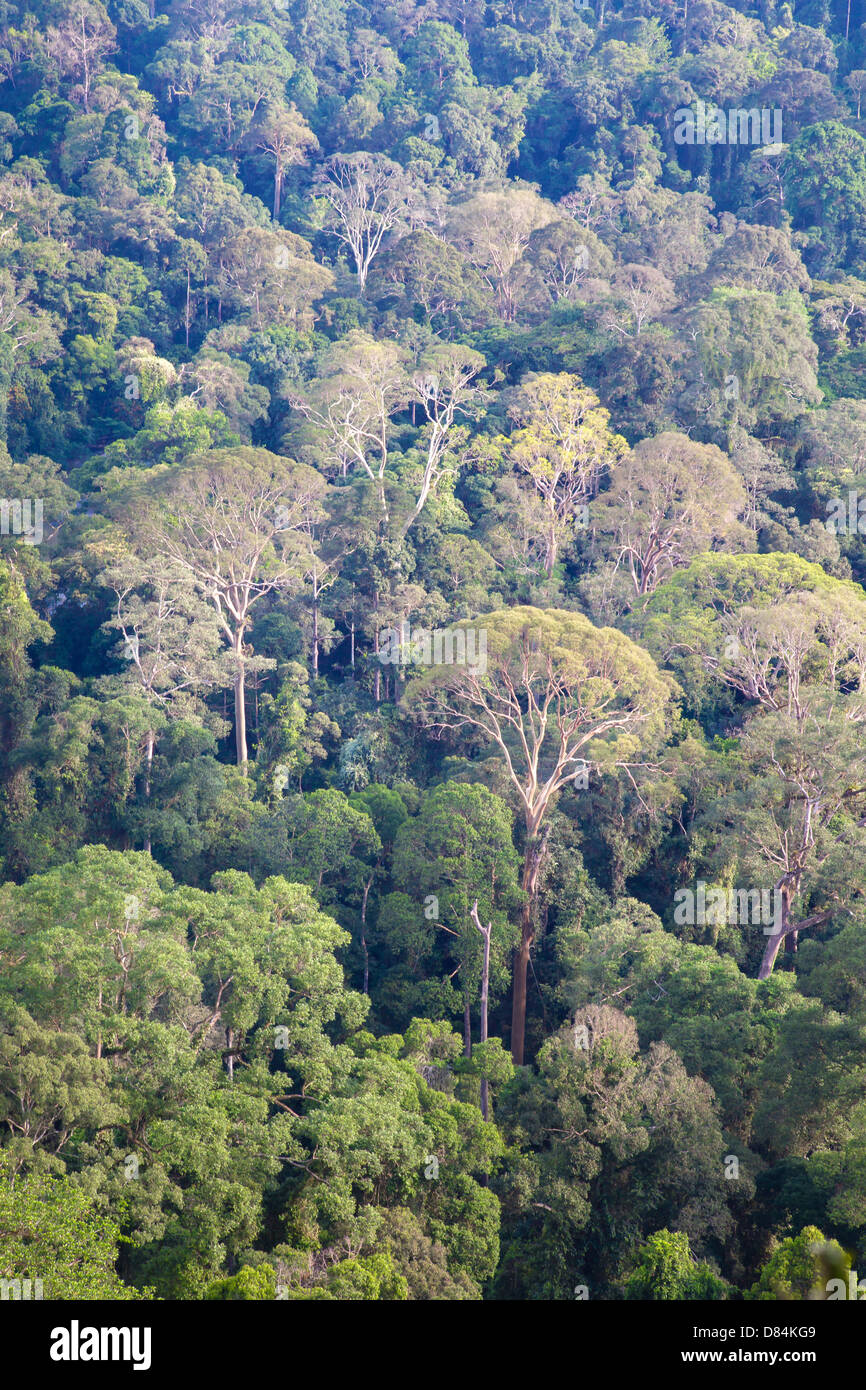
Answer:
xmin=405 ymin=607 xmax=674 ymax=1063
xmin=524 ymin=219 xmax=614 ymax=309
xmin=281 ymin=787 xmax=381 ymax=903
xmin=42 ymin=0 xmax=116 ymax=114
xmin=783 ymin=122 xmax=866 ymax=274
xmin=685 ymin=288 xmax=821 ymax=432
xmin=315 ymin=153 xmax=417 ymax=294
xmin=603 ymin=263 xmax=677 ymax=338
xmin=0 ymin=556 xmax=52 ymax=876
xmin=402 ymin=341 xmax=488 ymax=536
xmin=500 ymin=372 xmax=627 ymax=576
xmin=176 ymin=33 xmax=294 ymax=157
xmin=625 ymin=1230 xmax=729 ymax=1300
xmin=446 ymin=188 xmax=557 ymax=321
xmin=636 ymin=552 xmax=855 ymax=714
xmin=0 ymin=1151 xmax=145 ymax=1299
xmin=723 ymin=701 xmax=866 ymax=982
xmin=847 ymin=71 xmax=866 ymax=120
xmin=748 ymin=1226 xmax=851 ymax=1300
xmin=290 ymin=333 xmax=487 ymax=532
xmin=800 ymin=397 xmax=866 ymax=509
xmin=288 ymin=331 xmax=410 ymax=520
xmin=470 ymin=902 xmax=492 ymax=1120
xmin=0 ymin=845 xmax=372 ymax=1295
xmin=205 ymin=1264 xmax=276 ymax=1299
xmin=699 ymin=223 xmax=810 ymax=297
xmin=727 ymin=428 xmax=794 ymax=535
xmin=366 ymin=230 xmax=494 ymax=331
xmin=96 ymin=549 xmax=232 ymax=847
xmin=493 ymin=1009 xmax=731 ymax=1298
xmin=639 ymin=553 xmax=866 ymax=978
xmin=138 ymin=448 xmax=327 ymax=767
xmin=216 ymin=226 xmax=334 ymax=331
xmin=249 ymin=100 xmax=317 ymax=220
xmin=559 ymin=896 xmax=780 ymax=1134
xmin=592 ymin=432 xmax=747 ymax=605
xmin=386 ymin=782 xmax=521 ymax=1066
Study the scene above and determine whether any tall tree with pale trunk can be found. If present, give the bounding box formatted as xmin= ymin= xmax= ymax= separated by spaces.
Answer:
xmin=314 ymin=153 xmax=417 ymax=293
xmin=405 ymin=606 xmax=674 ymax=1064
xmin=250 ymin=100 xmax=318 ymax=220
xmin=138 ymin=448 xmax=327 ymax=768
xmin=97 ymin=549 xmax=233 ymax=848
xmin=640 ymin=554 xmax=866 ymax=978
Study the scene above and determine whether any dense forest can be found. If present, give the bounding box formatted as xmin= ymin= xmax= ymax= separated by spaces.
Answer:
xmin=2 ymin=0 xmax=866 ymax=1305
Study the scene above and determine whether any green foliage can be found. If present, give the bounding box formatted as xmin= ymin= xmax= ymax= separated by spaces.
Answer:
xmin=748 ymin=1226 xmax=851 ymax=1301
xmin=1 ymin=0 xmax=865 ymax=1306
xmin=625 ymin=1230 xmax=729 ymax=1301
xmin=0 ymin=1151 xmax=148 ymax=1300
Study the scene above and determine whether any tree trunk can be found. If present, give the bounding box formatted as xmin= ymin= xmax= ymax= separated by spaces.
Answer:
xmin=312 ymin=588 xmax=319 ymax=677
xmin=273 ymin=156 xmax=282 ymax=220
xmin=233 ymin=635 xmax=248 ymax=768
xmin=360 ymin=875 xmax=372 ymax=996
xmin=545 ymin=520 xmax=557 ymax=578
xmin=479 ymin=923 xmax=490 ymax=1121
xmin=511 ymin=926 xmax=531 ymax=1067
xmin=758 ymin=881 xmax=793 ymax=980
xmin=758 ymin=889 xmax=830 ymax=980
xmin=510 ymin=831 xmax=548 ymax=1065
xmin=143 ymin=728 xmax=154 ymax=855
xmin=374 ymin=591 xmax=381 ymax=702
xmin=471 ymin=900 xmax=492 ymax=1120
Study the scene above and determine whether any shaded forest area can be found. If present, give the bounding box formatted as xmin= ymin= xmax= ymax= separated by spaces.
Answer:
xmin=2 ymin=0 xmax=866 ymax=1302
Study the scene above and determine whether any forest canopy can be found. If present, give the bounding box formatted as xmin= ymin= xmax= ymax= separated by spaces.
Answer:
xmin=1 ymin=0 xmax=866 ymax=1304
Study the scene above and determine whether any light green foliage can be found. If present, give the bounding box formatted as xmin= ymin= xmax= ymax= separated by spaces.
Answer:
xmin=625 ymin=1230 xmax=729 ymax=1300
xmin=0 ymin=1151 xmax=148 ymax=1300
xmin=748 ymin=1226 xmax=851 ymax=1300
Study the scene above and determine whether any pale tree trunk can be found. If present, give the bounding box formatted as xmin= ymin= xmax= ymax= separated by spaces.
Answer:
xmin=273 ymin=155 xmax=282 ymax=220
xmin=143 ymin=728 xmax=155 ymax=854
xmin=545 ymin=514 xmax=557 ymax=577
xmin=311 ymin=577 xmax=320 ymax=678
xmin=374 ymin=591 xmax=381 ymax=702
xmin=471 ymin=901 xmax=492 ymax=1120
xmin=360 ymin=875 xmax=372 ymax=996
xmin=81 ymin=14 xmax=91 ymax=112
xmin=510 ymin=829 xmax=549 ymax=1066
xmin=233 ymin=632 xmax=248 ymax=768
